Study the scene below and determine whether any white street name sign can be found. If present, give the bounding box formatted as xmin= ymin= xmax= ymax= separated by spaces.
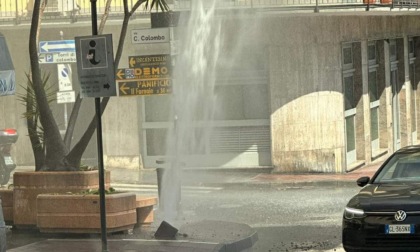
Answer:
xmin=131 ymin=28 xmax=170 ymax=44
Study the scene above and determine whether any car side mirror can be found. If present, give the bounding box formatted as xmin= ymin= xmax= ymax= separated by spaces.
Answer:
xmin=356 ymin=176 xmax=370 ymax=187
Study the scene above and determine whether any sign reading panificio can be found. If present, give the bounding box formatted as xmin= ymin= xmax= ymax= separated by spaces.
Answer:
xmin=131 ymin=28 xmax=169 ymax=44
xmin=117 ymin=54 xmax=172 ymax=96
xmin=75 ymin=34 xmax=116 ymax=98
xmin=118 ymin=79 xmax=172 ymax=96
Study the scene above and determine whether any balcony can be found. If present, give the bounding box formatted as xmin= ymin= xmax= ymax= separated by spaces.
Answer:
xmin=0 ymin=0 xmax=416 ymax=26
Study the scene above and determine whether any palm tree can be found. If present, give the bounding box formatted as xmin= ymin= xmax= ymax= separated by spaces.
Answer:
xmin=28 ymin=0 xmax=169 ymax=171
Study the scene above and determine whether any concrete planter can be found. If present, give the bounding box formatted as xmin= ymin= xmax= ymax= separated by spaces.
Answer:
xmin=13 ymin=170 xmax=110 ymax=228
xmin=36 ymin=192 xmax=137 ymax=233
xmin=0 ymin=189 xmax=13 ymax=225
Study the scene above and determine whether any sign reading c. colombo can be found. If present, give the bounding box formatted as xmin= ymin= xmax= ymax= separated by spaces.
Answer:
xmin=131 ymin=28 xmax=170 ymax=44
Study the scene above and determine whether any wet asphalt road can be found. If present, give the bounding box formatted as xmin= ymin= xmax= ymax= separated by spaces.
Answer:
xmin=161 ymin=182 xmax=360 ymax=252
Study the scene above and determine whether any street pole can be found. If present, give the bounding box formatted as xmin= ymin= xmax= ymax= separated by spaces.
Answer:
xmin=89 ymin=1 xmax=108 ymax=252
xmin=59 ymin=31 xmax=69 ymax=130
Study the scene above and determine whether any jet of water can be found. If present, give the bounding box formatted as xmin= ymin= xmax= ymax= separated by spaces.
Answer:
xmin=160 ymin=0 xmax=222 ymax=222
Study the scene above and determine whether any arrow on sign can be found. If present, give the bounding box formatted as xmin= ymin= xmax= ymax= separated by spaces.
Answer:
xmin=119 ymin=83 xmax=130 ymax=95
xmin=116 ymin=69 xmax=125 ymax=80
xmin=129 ymin=57 xmax=136 ymax=68
xmin=39 ymin=40 xmax=75 ymax=53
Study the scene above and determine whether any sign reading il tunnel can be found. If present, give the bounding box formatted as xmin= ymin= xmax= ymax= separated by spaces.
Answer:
xmin=117 ymin=54 xmax=172 ymax=96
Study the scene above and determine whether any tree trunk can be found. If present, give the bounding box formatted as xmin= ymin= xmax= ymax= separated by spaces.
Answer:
xmin=29 ymin=0 xmax=70 ymax=170
xmin=65 ymin=0 xmax=151 ymax=167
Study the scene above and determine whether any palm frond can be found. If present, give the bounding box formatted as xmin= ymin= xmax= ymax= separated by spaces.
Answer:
xmin=18 ymin=71 xmax=56 ymax=149
xmin=145 ymin=0 xmax=169 ymax=12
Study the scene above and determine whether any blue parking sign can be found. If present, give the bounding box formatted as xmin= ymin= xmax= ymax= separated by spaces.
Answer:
xmin=46 ymin=54 xmax=53 ymax=63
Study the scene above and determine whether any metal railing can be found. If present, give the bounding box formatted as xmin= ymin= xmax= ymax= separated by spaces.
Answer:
xmin=0 ymin=0 xmax=149 ymax=24
xmin=0 ymin=0 xmax=415 ymax=26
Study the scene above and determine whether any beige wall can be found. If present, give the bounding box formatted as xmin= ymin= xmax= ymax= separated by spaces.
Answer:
xmin=3 ymin=11 xmax=420 ymax=172
xmin=264 ymin=13 xmax=420 ymax=173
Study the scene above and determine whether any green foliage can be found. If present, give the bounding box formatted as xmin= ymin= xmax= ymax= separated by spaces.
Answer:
xmin=79 ymin=165 xmax=98 ymax=171
xmin=145 ymin=0 xmax=170 ymax=11
xmin=17 ymin=72 xmax=57 ymax=150
xmin=79 ymin=187 xmax=118 ymax=195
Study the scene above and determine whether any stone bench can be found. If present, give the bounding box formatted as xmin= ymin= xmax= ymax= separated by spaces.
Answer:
xmin=135 ymin=195 xmax=157 ymax=228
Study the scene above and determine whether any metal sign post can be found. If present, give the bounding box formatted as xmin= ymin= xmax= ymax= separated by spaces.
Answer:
xmin=90 ymin=1 xmax=107 ymax=251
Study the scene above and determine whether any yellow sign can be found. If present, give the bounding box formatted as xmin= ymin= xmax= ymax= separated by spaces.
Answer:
xmin=116 ymin=67 xmax=170 ymax=80
xmin=117 ymin=54 xmax=172 ymax=96
xmin=118 ymin=79 xmax=172 ymax=96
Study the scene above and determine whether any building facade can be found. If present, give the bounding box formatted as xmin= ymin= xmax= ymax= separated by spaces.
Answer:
xmin=0 ymin=6 xmax=420 ymax=173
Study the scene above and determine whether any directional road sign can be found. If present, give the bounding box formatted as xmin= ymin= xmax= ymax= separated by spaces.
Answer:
xmin=39 ymin=40 xmax=75 ymax=54
xmin=118 ymin=79 xmax=172 ymax=96
xmin=118 ymin=54 xmax=171 ymax=80
xmin=38 ymin=52 xmax=76 ymax=64
xmin=116 ymin=54 xmax=172 ymax=97
xmin=75 ymin=34 xmax=116 ymax=98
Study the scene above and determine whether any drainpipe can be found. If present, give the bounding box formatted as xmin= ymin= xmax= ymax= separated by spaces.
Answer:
xmin=0 ymin=198 xmax=6 ymax=252
xmin=15 ymin=0 xmax=20 ymax=25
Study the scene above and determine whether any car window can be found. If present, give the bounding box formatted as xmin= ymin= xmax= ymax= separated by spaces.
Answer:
xmin=374 ymin=153 xmax=420 ymax=182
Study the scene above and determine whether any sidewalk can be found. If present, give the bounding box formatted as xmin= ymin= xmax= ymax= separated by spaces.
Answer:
xmin=11 ymin=156 xmax=385 ymax=188
xmin=7 ymin=220 xmax=258 ymax=252
xmin=107 ymin=158 xmax=384 ymax=188
xmin=250 ymin=160 xmax=382 ymax=186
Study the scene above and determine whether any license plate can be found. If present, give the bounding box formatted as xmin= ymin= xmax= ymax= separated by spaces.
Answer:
xmin=386 ymin=224 xmax=415 ymax=234
xmin=4 ymin=156 xmax=13 ymax=166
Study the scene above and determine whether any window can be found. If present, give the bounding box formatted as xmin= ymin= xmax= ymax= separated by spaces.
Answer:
xmin=342 ymin=42 xmax=357 ymax=165
xmin=368 ymin=42 xmax=379 ymax=152
xmin=370 ymin=107 xmax=379 ymax=144
xmin=409 ymin=38 xmax=415 ymax=58
xmin=342 ymin=43 xmax=354 ymax=70
xmin=390 ymin=39 xmax=397 ymax=62
xmin=346 ymin=116 xmax=356 ymax=153
xmin=368 ymin=70 xmax=378 ymax=102
xmin=368 ymin=42 xmax=377 ymax=65
xmin=344 ymin=75 xmax=355 ymax=110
